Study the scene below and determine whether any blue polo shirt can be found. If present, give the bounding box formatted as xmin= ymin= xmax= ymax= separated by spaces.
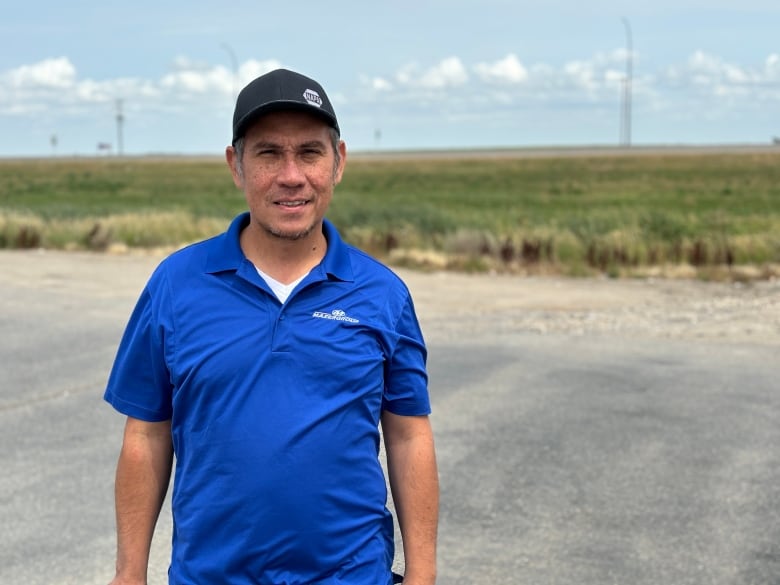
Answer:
xmin=104 ymin=213 xmax=430 ymax=584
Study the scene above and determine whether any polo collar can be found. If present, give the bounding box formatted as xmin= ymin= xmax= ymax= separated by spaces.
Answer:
xmin=204 ymin=212 xmax=354 ymax=282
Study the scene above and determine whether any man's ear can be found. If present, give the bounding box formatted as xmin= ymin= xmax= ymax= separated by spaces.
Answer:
xmin=225 ymin=145 xmax=244 ymax=188
xmin=333 ymin=140 xmax=347 ymax=186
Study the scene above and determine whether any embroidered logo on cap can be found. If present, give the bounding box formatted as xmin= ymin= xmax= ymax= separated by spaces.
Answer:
xmin=303 ymin=89 xmax=323 ymax=108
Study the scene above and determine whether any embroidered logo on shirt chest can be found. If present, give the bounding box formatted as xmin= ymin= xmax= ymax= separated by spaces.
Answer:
xmin=312 ymin=309 xmax=360 ymax=323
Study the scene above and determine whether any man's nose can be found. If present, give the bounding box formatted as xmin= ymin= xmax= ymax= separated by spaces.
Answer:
xmin=277 ymin=155 xmax=305 ymax=185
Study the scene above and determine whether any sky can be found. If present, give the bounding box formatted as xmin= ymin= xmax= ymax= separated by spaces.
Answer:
xmin=1 ymin=1 xmax=778 ymax=157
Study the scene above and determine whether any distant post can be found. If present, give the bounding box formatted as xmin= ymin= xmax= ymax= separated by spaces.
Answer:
xmin=620 ymin=17 xmax=633 ymax=147
xmin=116 ymin=99 xmax=125 ymax=156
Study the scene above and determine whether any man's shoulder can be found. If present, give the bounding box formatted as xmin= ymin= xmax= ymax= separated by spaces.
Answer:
xmin=164 ymin=236 xmax=218 ymax=265
xmin=147 ymin=232 xmax=226 ymax=287
xmin=153 ymin=214 xmax=245 ymax=279
xmin=344 ymin=243 xmax=408 ymax=289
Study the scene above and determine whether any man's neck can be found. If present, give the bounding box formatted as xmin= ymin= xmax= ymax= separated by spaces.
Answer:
xmin=240 ymin=223 xmax=327 ymax=285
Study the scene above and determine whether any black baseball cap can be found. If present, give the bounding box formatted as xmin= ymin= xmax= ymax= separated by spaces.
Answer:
xmin=231 ymin=68 xmax=339 ymax=144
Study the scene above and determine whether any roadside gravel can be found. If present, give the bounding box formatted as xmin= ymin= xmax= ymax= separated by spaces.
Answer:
xmin=3 ymin=249 xmax=777 ymax=346
xmin=400 ymin=270 xmax=780 ymax=346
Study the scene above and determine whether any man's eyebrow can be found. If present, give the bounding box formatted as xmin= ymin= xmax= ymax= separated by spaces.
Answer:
xmin=247 ymin=139 xmax=327 ymax=151
xmin=248 ymin=140 xmax=281 ymax=151
xmin=298 ymin=140 xmax=328 ymax=150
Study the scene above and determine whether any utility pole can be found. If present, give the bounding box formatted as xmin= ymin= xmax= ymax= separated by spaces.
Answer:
xmin=116 ymin=99 xmax=125 ymax=156
xmin=620 ymin=17 xmax=633 ymax=147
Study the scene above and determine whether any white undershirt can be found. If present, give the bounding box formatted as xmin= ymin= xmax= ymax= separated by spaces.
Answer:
xmin=255 ymin=267 xmax=310 ymax=303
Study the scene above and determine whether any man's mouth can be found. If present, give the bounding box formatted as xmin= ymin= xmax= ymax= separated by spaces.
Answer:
xmin=276 ymin=200 xmax=309 ymax=208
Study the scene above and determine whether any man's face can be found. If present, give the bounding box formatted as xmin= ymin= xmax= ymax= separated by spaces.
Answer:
xmin=227 ymin=110 xmax=346 ymax=242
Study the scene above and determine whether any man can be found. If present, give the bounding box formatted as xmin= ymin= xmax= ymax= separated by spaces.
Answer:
xmin=104 ymin=68 xmax=438 ymax=585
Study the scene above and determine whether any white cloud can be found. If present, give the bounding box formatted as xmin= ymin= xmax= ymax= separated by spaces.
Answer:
xmin=0 ymin=57 xmax=286 ymax=119
xmin=395 ymin=57 xmax=469 ymax=89
xmin=74 ymin=79 xmax=112 ymax=103
xmin=344 ymin=48 xmax=780 ymax=121
xmin=171 ymin=56 xmax=213 ymax=72
xmin=474 ymin=54 xmax=528 ymax=84
xmin=686 ymin=51 xmax=756 ymax=88
xmin=6 ymin=51 xmax=776 ymax=121
xmin=659 ymin=50 xmax=780 ymax=103
xmin=604 ymin=69 xmax=625 ymax=85
xmin=371 ymin=77 xmax=393 ymax=91
xmin=766 ymin=54 xmax=780 ymax=77
xmin=5 ymin=57 xmax=76 ymax=89
xmin=237 ymin=59 xmax=283 ymax=85
xmin=563 ymin=60 xmax=599 ymax=92
xmin=160 ymin=68 xmax=230 ymax=94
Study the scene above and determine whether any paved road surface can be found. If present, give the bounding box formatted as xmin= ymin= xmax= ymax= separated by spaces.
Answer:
xmin=1 ymin=250 xmax=778 ymax=585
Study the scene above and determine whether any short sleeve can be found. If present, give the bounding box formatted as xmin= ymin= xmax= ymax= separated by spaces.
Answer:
xmin=381 ymin=293 xmax=430 ymax=416
xmin=104 ymin=283 xmax=173 ymax=422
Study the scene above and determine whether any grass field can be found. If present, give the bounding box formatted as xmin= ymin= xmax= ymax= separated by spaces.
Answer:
xmin=1 ymin=150 xmax=779 ymax=279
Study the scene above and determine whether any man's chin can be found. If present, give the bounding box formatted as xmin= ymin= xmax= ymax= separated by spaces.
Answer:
xmin=265 ymin=223 xmax=316 ymax=241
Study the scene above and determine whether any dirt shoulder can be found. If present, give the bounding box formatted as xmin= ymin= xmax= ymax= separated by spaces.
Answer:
xmin=3 ymin=249 xmax=778 ymax=346
xmin=399 ymin=269 xmax=780 ymax=345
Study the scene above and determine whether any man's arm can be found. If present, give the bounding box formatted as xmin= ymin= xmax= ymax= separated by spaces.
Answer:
xmin=109 ymin=417 xmax=173 ymax=585
xmin=382 ymin=412 xmax=439 ymax=585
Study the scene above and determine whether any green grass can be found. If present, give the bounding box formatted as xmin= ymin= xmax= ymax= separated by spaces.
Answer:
xmin=0 ymin=159 xmax=244 ymax=219
xmin=1 ymin=152 xmax=779 ymax=278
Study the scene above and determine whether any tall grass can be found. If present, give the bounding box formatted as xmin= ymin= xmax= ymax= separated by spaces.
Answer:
xmin=333 ymin=153 xmax=780 ymax=277
xmin=1 ymin=152 xmax=778 ymax=278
